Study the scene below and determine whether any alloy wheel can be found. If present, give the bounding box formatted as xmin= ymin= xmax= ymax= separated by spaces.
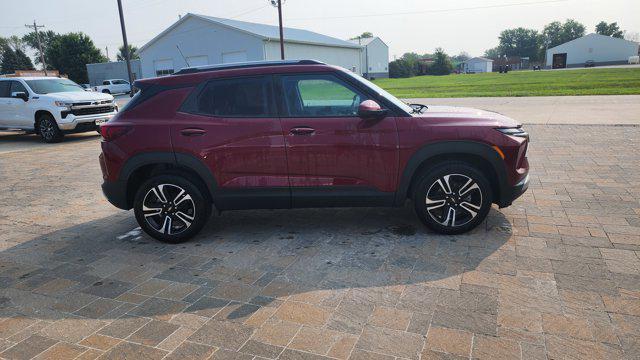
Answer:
xmin=142 ymin=184 xmax=196 ymax=235
xmin=425 ymin=174 xmax=483 ymax=227
xmin=40 ymin=119 xmax=55 ymax=141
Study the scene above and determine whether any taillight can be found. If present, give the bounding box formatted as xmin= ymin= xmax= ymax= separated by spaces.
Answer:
xmin=100 ymin=125 xmax=131 ymax=141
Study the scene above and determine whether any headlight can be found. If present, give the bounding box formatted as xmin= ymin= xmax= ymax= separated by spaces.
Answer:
xmin=496 ymin=127 xmax=529 ymax=139
xmin=54 ymin=101 xmax=73 ymax=108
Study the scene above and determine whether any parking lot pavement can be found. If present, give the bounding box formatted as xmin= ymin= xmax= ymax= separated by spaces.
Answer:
xmin=409 ymin=95 xmax=640 ymax=125
xmin=0 ymin=125 xmax=639 ymax=359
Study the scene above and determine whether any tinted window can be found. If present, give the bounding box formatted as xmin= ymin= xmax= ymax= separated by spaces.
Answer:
xmin=25 ymin=78 xmax=83 ymax=94
xmin=112 ymin=80 xmax=128 ymax=85
xmin=193 ymin=76 xmax=273 ymax=117
xmin=280 ymin=74 xmax=369 ymax=117
xmin=0 ymin=81 xmax=10 ymax=97
xmin=10 ymin=81 xmax=28 ymax=94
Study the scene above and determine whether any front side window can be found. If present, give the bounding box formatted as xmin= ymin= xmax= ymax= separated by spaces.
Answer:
xmin=193 ymin=76 xmax=273 ymax=117
xmin=280 ymin=74 xmax=369 ymax=117
xmin=10 ymin=81 xmax=28 ymax=94
xmin=25 ymin=78 xmax=84 ymax=94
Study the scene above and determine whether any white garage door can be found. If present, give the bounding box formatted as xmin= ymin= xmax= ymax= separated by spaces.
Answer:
xmin=222 ymin=51 xmax=247 ymax=64
xmin=154 ymin=59 xmax=174 ymax=76
xmin=186 ymin=55 xmax=209 ymax=67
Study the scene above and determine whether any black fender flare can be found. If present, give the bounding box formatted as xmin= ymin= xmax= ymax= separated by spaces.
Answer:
xmin=394 ymin=141 xmax=508 ymax=205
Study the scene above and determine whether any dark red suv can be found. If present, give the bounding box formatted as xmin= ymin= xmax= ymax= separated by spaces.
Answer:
xmin=100 ymin=60 xmax=529 ymax=243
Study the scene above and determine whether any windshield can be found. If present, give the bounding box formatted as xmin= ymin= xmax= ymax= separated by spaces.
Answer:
xmin=344 ymin=72 xmax=414 ymax=114
xmin=25 ymin=78 xmax=84 ymax=94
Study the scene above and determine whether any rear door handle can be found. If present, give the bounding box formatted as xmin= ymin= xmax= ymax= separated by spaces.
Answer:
xmin=180 ymin=128 xmax=206 ymax=136
xmin=290 ymin=127 xmax=315 ymax=136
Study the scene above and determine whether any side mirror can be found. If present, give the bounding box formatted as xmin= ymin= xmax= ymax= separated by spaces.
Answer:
xmin=358 ymin=100 xmax=388 ymax=120
xmin=11 ymin=92 xmax=28 ymax=102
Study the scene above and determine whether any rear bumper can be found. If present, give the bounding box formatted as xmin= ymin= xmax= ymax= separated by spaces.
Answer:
xmin=102 ymin=179 xmax=130 ymax=210
xmin=497 ymin=173 xmax=529 ymax=208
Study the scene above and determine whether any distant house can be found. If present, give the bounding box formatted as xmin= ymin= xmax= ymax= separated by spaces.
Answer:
xmin=348 ymin=37 xmax=389 ymax=79
xmin=462 ymin=57 xmax=493 ymax=73
xmin=138 ymin=13 xmax=363 ymax=78
xmin=545 ymin=33 xmax=639 ymax=69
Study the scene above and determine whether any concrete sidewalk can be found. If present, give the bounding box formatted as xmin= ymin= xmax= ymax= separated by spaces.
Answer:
xmin=407 ymin=95 xmax=640 ymax=125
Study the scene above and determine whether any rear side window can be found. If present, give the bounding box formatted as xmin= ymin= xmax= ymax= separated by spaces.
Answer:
xmin=187 ymin=76 xmax=274 ymax=117
xmin=0 ymin=81 xmax=10 ymax=98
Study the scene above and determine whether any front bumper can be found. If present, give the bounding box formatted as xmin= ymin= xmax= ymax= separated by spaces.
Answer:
xmin=497 ymin=173 xmax=529 ymax=208
xmin=102 ymin=179 xmax=130 ymax=210
xmin=57 ymin=111 xmax=117 ymax=131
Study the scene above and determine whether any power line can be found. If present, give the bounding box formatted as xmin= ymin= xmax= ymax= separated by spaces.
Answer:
xmin=287 ymin=0 xmax=570 ymax=21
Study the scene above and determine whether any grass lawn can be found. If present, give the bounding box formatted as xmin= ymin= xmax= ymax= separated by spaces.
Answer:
xmin=372 ymin=67 xmax=640 ymax=98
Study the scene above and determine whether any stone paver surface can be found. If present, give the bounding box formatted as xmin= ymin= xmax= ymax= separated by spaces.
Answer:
xmin=0 ymin=125 xmax=639 ymax=359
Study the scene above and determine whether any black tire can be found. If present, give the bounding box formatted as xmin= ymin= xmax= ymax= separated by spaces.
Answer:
xmin=102 ymin=89 xmax=111 ymax=94
xmin=133 ymin=174 xmax=211 ymax=243
xmin=413 ymin=162 xmax=493 ymax=235
xmin=38 ymin=114 xmax=64 ymax=143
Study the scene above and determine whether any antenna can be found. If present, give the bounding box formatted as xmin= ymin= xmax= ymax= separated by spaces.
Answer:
xmin=176 ymin=45 xmax=190 ymax=67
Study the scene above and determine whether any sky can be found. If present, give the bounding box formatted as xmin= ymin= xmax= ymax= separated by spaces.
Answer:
xmin=2 ymin=0 xmax=639 ymax=62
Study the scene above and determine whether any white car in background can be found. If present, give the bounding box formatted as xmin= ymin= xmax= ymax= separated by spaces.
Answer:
xmin=0 ymin=77 xmax=118 ymax=142
xmin=93 ymin=79 xmax=132 ymax=94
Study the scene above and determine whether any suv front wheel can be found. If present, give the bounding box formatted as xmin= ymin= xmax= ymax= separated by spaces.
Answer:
xmin=38 ymin=114 xmax=64 ymax=143
xmin=413 ymin=162 xmax=493 ymax=234
xmin=133 ymin=174 xmax=211 ymax=243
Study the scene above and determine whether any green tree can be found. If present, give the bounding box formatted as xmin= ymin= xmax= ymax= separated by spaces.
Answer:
xmin=388 ymin=59 xmax=414 ymax=78
xmin=484 ymin=47 xmax=501 ymax=59
xmin=497 ymin=27 xmax=542 ymax=61
xmin=0 ymin=44 xmax=32 ymax=74
xmin=46 ymin=32 xmax=106 ymax=83
xmin=117 ymin=44 xmax=139 ymax=61
xmin=595 ymin=21 xmax=624 ymax=38
xmin=427 ymin=48 xmax=453 ymax=75
xmin=349 ymin=31 xmax=373 ymax=40
xmin=22 ymin=30 xmax=59 ymax=69
xmin=0 ymin=44 xmax=17 ymax=74
xmin=543 ymin=19 xmax=586 ymax=48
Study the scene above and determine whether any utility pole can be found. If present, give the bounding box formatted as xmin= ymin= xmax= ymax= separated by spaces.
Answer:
xmin=117 ymin=0 xmax=134 ymax=96
xmin=270 ymin=0 xmax=285 ymax=60
xmin=25 ymin=21 xmax=47 ymax=76
xmin=105 ymin=46 xmax=109 ymax=61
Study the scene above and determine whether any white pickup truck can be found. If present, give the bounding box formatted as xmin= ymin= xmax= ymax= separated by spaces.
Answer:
xmin=0 ymin=77 xmax=117 ymax=143
xmin=93 ymin=79 xmax=132 ymax=94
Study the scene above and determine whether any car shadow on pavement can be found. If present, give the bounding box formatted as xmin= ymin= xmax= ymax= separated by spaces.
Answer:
xmin=0 ymin=205 xmax=513 ymax=324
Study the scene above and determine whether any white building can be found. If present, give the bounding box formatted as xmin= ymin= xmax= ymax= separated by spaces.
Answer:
xmin=545 ymin=33 xmax=640 ymax=69
xmin=348 ymin=37 xmax=389 ymax=79
xmin=462 ymin=57 xmax=493 ymax=73
xmin=138 ymin=13 xmax=363 ymax=78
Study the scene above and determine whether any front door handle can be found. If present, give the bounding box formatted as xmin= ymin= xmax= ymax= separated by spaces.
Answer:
xmin=290 ymin=127 xmax=315 ymax=136
xmin=180 ymin=128 xmax=206 ymax=136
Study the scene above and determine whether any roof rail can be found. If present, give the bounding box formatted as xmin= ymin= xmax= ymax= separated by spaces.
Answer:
xmin=173 ymin=59 xmax=325 ymax=75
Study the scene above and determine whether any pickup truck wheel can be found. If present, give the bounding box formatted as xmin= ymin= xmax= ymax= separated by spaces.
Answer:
xmin=413 ymin=162 xmax=492 ymax=235
xmin=38 ymin=114 xmax=64 ymax=143
xmin=133 ymin=174 xmax=211 ymax=243
xmin=102 ymin=89 xmax=111 ymax=94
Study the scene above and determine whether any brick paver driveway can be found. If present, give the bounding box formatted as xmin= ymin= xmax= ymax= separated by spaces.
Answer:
xmin=0 ymin=125 xmax=639 ymax=360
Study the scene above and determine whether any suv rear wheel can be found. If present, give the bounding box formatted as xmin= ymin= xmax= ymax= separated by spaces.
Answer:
xmin=413 ymin=162 xmax=492 ymax=234
xmin=133 ymin=174 xmax=211 ymax=243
